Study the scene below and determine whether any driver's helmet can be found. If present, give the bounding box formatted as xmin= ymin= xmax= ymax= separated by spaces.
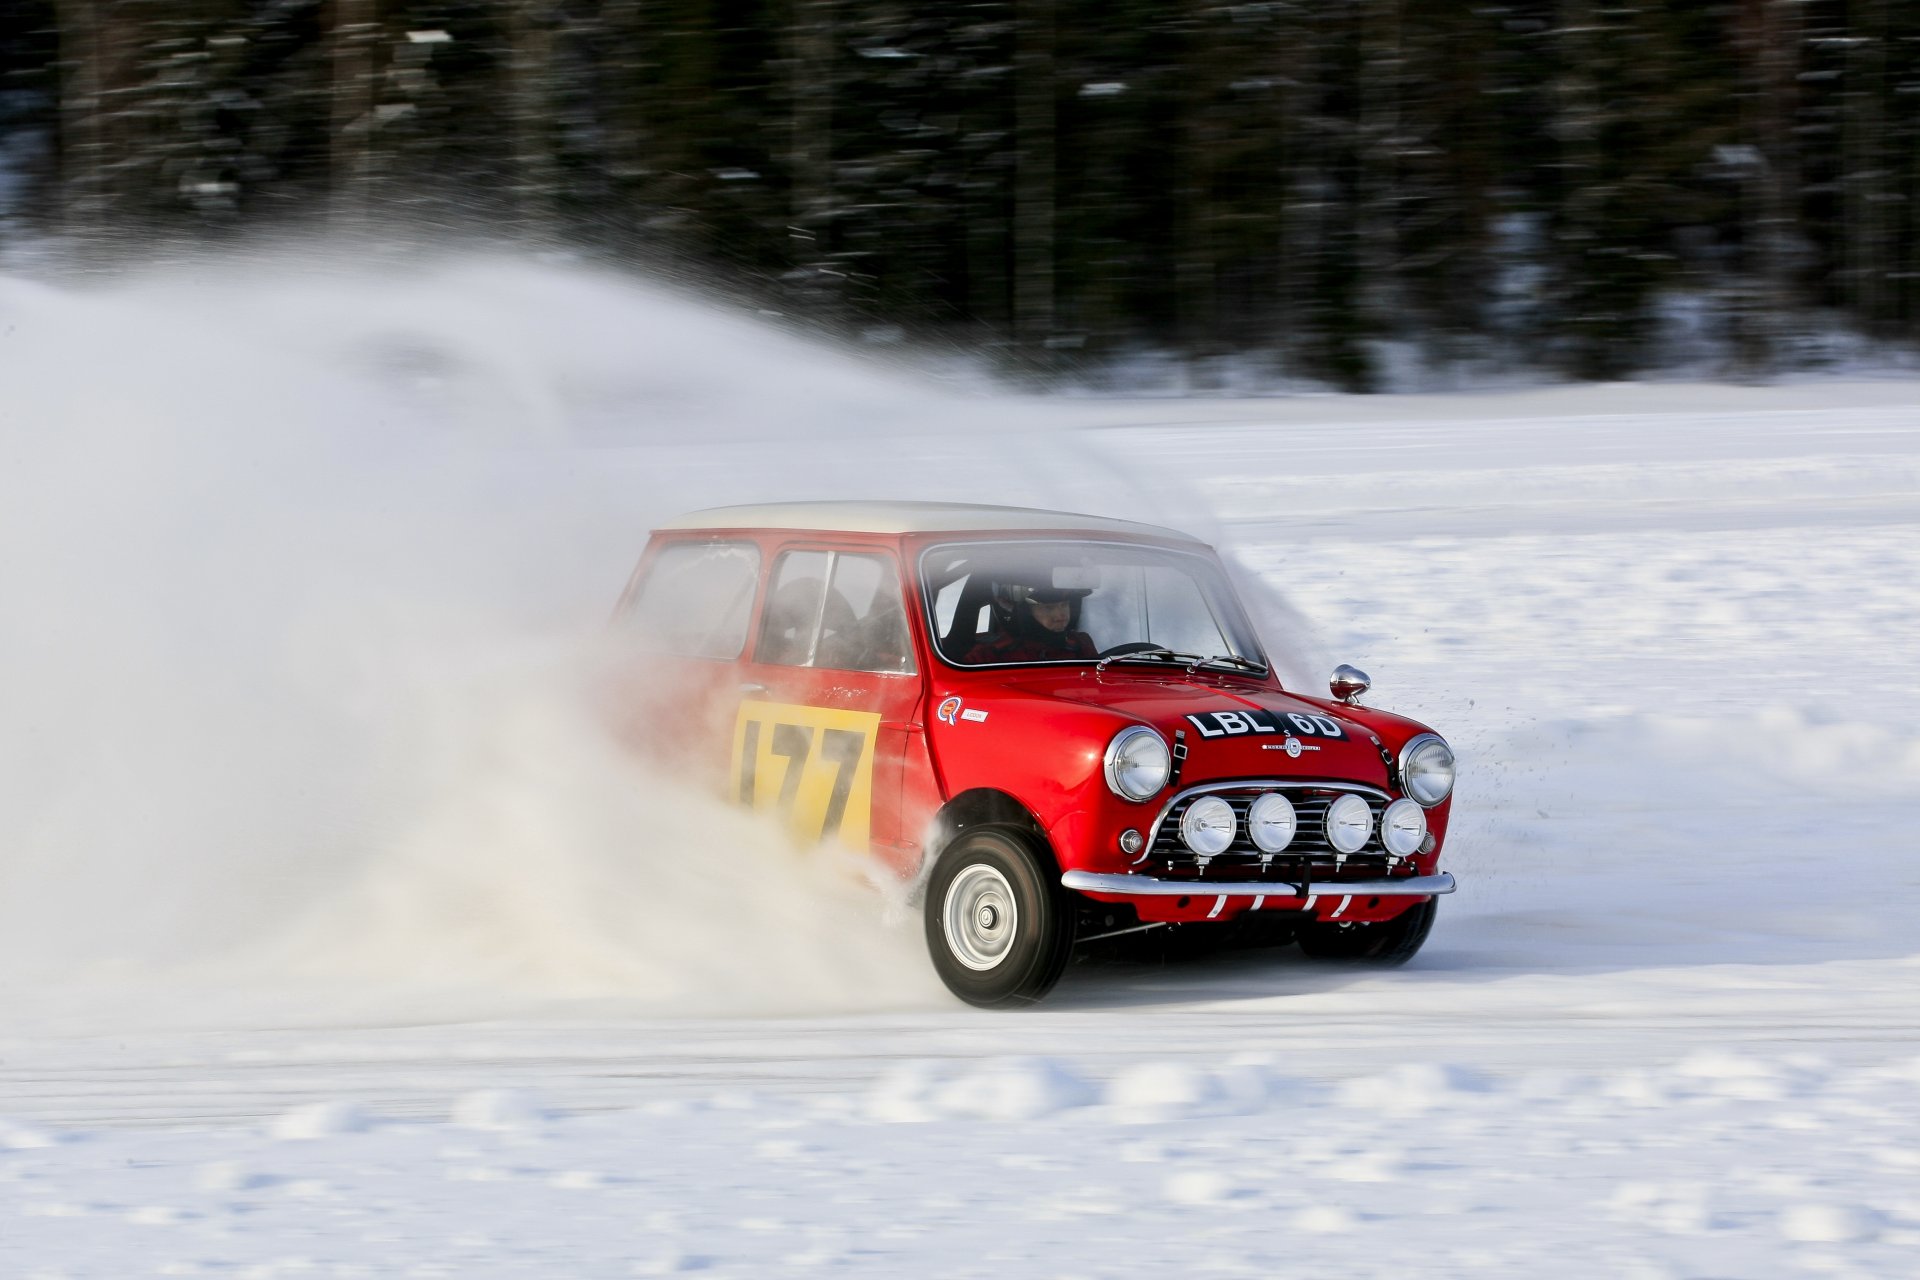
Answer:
xmin=991 ymin=578 xmax=1093 ymax=621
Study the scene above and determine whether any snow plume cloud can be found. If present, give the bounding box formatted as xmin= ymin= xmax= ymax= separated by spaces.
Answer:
xmin=1 ymin=247 xmax=1241 ymax=1023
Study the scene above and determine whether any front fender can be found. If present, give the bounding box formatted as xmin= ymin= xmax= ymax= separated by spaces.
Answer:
xmin=1300 ymin=695 xmax=1455 ymax=854
xmin=926 ymin=693 xmax=1143 ymax=872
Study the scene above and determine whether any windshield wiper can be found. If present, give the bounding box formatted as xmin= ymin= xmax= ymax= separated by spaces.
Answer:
xmin=1096 ymin=647 xmax=1266 ymax=676
xmin=1192 ymin=653 xmax=1265 ymax=674
xmin=1095 ymin=646 xmax=1192 ymax=672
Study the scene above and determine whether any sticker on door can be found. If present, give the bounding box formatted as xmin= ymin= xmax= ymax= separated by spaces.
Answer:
xmin=732 ymin=702 xmax=881 ymax=849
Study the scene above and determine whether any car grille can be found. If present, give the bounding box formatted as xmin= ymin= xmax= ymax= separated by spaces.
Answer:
xmin=1141 ymin=783 xmax=1405 ymax=885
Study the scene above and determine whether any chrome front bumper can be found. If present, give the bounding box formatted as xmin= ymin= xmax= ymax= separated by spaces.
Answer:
xmin=1060 ymin=870 xmax=1456 ymax=899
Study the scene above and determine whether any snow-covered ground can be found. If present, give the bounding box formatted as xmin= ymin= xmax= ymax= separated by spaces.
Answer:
xmin=2 ymin=256 xmax=1917 ymax=1276
xmin=8 ymin=1051 xmax=1919 ymax=1278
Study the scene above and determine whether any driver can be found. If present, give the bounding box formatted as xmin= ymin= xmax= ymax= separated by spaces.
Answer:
xmin=965 ymin=581 xmax=1096 ymax=663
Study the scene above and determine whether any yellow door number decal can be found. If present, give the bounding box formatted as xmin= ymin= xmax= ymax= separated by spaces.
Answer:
xmin=733 ymin=702 xmax=881 ymax=849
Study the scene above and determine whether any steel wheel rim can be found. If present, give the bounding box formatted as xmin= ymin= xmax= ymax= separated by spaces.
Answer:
xmin=942 ymin=863 xmax=1019 ymax=971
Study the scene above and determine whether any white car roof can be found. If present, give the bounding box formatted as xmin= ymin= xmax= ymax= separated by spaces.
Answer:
xmin=657 ymin=501 xmax=1205 ymax=543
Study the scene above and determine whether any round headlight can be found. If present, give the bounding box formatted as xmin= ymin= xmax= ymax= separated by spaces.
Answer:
xmin=1324 ymin=793 xmax=1372 ymax=854
xmin=1247 ymin=792 xmax=1296 ymax=854
xmin=1399 ymin=734 xmax=1455 ymax=807
xmin=1180 ymin=795 xmax=1236 ymax=858
xmin=1380 ymin=798 xmax=1427 ymax=857
xmin=1104 ymin=726 xmax=1171 ymax=802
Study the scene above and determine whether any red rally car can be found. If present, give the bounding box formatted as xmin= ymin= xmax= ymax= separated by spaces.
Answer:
xmin=614 ymin=501 xmax=1457 ymax=1007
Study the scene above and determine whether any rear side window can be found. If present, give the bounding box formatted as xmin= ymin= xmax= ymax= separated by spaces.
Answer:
xmin=756 ymin=549 xmax=915 ymax=674
xmin=625 ymin=541 xmax=761 ymax=659
xmin=757 ymin=550 xmax=831 ymax=665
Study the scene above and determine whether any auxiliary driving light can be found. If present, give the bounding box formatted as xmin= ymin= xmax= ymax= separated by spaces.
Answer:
xmin=1180 ymin=796 xmax=1236 ymax=858
xmin=1324 ymin=793 xmax=1373 ymax=854
xmin=1247 ymin=792 xmax=1296 ymax=854
xmin=1380 ymin=798 xmax=1427 ymax=857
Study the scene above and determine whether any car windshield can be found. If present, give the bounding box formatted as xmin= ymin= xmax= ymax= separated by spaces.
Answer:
xmin=921 ymin=540 xmax=1267 ymax=671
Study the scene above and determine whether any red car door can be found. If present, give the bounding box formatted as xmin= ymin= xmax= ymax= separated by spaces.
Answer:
xmin=730 ymin=542 xmax=927 ymax=877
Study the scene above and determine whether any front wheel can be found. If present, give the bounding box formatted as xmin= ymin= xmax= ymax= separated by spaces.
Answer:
xmin=1295 ymin=897 xmax=1437 ymax=965
xmin=924 ymin=827 xmax=1074 ymax=1007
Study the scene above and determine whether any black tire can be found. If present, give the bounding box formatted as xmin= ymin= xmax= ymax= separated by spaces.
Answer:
xmin=924 ymin=826 xmax=1074 ymax=1008
xmin=1295 ymin=897 xmax=1438 ymax=966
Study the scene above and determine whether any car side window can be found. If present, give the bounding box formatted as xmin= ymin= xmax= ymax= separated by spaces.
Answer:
xmin=757 ymin=550 xmax=831 ymax=666
xmin=822 ymin=552 xmax=916 ymax=674
xmin=625 ymin=540 xmax=761 ymax=659
xmin=758 ymin=550 xmax=915 ymax=674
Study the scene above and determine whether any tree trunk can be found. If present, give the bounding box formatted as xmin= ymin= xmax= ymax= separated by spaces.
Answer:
xmin=329 ymin=0 xmax=379 ymax=225
xmin=1173 ymin=2 xmax=1213 ymax=364
xmin=1857 ymin=0 xmax=1896 ymax=336
xmin=506 ymin=1 xmax=558 ymax=233
xmin=1012 ymin=0 xmax=1057 ymax=366
xmin=1357 ymin=0 xmax=1402 ymax=337
xmin=1730 ymin=0 xmax=1799 ymax=369
xmin=54 ymin=0 xmax=123 ymax=240
xmin=1552 ymin=0 xmax=1614 ymax=378
xmin=787 ymin=0 xmax=835 ymax=299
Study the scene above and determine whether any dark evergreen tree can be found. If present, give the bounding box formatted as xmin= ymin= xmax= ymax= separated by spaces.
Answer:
xmin=4 ymin=0 xmax=1916 ymax=379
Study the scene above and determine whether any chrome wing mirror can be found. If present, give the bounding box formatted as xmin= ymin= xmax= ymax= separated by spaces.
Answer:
xmin=1329 ymin=664 xmax=1370 ymax=704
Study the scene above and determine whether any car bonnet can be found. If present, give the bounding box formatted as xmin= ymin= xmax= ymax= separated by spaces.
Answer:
xmin=984 ymin=668 xmax=1392 ymax=787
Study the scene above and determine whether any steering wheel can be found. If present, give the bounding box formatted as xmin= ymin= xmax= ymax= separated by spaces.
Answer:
xmin=1096 ymin=641 xmax=1164 ymax=659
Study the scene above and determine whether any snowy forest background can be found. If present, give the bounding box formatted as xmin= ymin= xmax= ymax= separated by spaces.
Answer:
xmin=1 ymin=1 xmax=1917 ymax=389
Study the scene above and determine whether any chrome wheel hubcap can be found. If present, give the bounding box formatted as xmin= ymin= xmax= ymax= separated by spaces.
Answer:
xmin=943 ymin=864 xmax=1018 ymax=971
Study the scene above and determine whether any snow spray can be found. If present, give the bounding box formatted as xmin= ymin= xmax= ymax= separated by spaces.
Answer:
xmin=0 ymin=245 xmax=1321 ymax=1025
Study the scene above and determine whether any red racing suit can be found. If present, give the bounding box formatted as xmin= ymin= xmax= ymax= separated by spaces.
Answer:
xmin=963 ymin=630 xmax=1096 ymax=664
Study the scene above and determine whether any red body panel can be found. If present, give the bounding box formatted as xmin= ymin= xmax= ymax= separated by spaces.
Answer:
xmin=614 ymin=523 xmax=1451 ymax=925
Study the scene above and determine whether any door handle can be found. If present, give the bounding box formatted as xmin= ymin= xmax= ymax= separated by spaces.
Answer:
xmin=739 ymin=682 xmax=768 ymax=697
